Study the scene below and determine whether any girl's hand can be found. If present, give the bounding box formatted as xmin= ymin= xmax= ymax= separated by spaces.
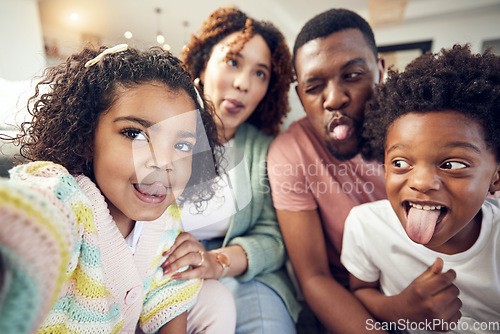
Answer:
xmin=161 ymin=232 xmax=221 ymax=280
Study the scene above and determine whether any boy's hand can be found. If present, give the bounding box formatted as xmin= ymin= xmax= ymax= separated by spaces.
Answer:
xmin=395 ymin=258 xmax=462 ymax=331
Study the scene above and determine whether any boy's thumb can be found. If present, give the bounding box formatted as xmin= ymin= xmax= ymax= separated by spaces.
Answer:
xmin=416 ymin=258 xmax=445 ymax=282
xmin=429 ymin=257 xmax=444 ymax=275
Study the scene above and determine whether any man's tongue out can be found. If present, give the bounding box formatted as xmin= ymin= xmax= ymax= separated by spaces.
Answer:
xmin=406 ymin=206 xmax=440 ymax=244
xmin=135 ymin=182 xmax=167 ymax=197
xmin=332 ymin=124 xmax=351 ymax=141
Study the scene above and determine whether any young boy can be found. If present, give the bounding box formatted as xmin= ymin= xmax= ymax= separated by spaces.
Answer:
xmin=341 ymin=44 xmax=500 ymax=333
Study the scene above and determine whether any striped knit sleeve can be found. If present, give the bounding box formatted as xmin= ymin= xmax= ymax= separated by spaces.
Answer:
xmin=0 ymin=177 xmax=75 ymax=334
xmin=8 ymin=162 xmax=124 ymax=333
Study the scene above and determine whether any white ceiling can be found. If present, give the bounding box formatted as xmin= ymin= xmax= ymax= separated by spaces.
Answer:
xmin=37 ymin=0 xmax=500 ymax=57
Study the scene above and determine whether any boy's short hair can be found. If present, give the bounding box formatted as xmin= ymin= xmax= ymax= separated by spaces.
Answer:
xmin=293 ymin=8 xmax=378 ymax=70
xmin=362 ymin=44 xmax=500 ymax=162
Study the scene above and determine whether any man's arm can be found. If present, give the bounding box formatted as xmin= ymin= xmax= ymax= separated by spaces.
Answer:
xmin=276 ymin=209 xmax=386 ymax=333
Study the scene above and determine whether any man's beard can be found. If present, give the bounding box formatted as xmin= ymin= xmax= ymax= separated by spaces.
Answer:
xmin=325 ymin=138 xmax=361 ymax=161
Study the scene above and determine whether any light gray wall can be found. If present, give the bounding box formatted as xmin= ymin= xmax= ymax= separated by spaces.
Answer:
xmin=375 ymin=3 xmax=500 ymax=53
xmin=0 ymin=0 xmax=46 ymax=80
xmin=281 ymin=2 xmax=500 ymax=129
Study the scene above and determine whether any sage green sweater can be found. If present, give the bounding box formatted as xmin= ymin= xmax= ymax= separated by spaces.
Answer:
xmin=222 ymin=123 xmax=300 ymax=322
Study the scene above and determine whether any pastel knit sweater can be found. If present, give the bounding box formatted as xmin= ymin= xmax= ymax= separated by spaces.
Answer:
xmin=6 ymin=161 xmax=201 ymax=333
xmin=0 ymin=177 xmax=74 ymax=334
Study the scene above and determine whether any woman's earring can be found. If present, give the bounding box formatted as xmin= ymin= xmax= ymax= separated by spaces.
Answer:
xmin=193 ymin=78 xmax=204 ymax=110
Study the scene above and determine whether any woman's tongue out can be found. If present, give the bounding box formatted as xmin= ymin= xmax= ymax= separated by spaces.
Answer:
xmin=222 ymin=99 xmax=244 ymax=114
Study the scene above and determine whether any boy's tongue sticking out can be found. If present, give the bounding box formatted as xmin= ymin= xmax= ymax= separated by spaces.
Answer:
xmin=406 ymin=204 xmax=441 ymax=244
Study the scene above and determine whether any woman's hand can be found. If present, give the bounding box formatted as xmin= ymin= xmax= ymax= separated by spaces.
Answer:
xmin=161 ymin=232 xmax=221 ymax=280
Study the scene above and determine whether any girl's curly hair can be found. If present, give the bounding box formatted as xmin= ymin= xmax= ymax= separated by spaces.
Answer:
xmin=180 ymin=7 xmax=293 ymax=136
xmin=11 ymin=46 xmax=223 ymax=207
xmin=362 ymin=44 xmax=500 ymax=162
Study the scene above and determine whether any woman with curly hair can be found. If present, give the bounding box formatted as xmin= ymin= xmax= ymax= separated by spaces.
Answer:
xmin=160 ymin=7 xmax=300 ymax=334
xmin=0 ymin=45 xmax=225 ymax=333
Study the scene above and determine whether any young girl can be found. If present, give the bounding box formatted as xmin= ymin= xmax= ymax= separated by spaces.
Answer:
xmin=341 ymin=45 xmax=500 ymax=333
xmin=160 ymin=7 xmax=300 ymax=334
xmin=0 ymin=45 xmax=224 ymax=333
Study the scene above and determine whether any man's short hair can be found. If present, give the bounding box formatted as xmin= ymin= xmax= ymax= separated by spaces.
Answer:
xmin=293 ymin=8 xmax=378 ymax=70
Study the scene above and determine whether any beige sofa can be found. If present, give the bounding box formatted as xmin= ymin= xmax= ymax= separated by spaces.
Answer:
xmin=0 ymin=78 xmax=35 ymax=176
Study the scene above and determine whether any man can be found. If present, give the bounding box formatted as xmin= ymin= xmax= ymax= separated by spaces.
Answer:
xmin=267 ymin=8 xmax=387 ymax=333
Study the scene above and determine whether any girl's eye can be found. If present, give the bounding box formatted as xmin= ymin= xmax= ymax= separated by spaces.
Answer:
xmin=441 ymin=161 xmax=467 ymax=170
xmin=227 ymin=58 xmax=238 ymax=67
xmin=175 ymin=142 xmax=193 ymax=153
xmin=122 ymin=129 xmax=148 ymax=141
xmin=392 ymin=160 xmax=410 ymax=169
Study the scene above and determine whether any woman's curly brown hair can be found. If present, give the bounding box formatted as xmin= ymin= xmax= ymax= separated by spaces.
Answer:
xmin=180 ymin=7 xmax=293 ymax=136
xmin=362 ymin=44 xmax=500 ymax=162
xmin=9 ymin=46 xmax=223 ymax=207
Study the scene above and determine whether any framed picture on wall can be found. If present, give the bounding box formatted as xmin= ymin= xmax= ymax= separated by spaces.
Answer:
xmin=378 ymin=40 xmax=432 ymax=72
xmin=482 ymin=38 xmax=500 ymax=55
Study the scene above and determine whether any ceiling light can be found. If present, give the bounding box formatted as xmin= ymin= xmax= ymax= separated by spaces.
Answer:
xmin=124 ymin=31 xmax=133 ymax=39
xmin=155 ymin=8 xmax=165 ymax=45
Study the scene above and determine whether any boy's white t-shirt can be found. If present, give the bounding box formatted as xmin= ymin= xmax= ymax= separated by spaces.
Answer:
xmin=341 ymin=198 xmax=500 ymax=333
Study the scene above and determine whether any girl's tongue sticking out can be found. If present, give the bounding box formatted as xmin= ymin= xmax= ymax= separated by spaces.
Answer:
xmin=135 ymin=182 xmax=167 ymax=197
